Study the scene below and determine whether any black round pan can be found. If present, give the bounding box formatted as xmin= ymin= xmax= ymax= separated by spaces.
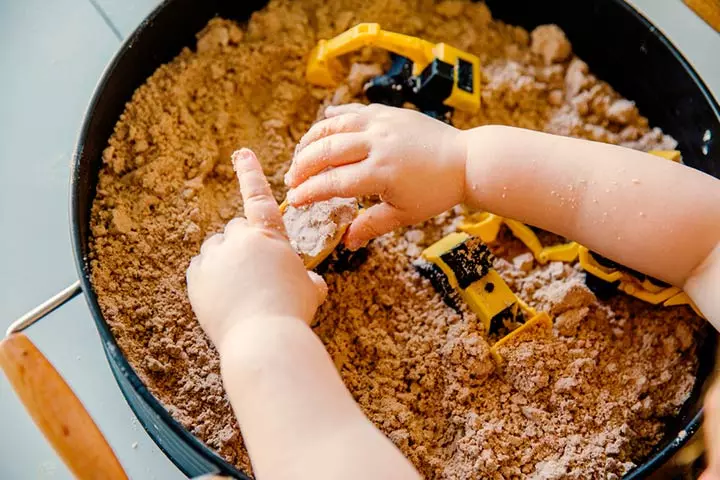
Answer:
xmin=69 ymin=0 xmax=720 ymax=478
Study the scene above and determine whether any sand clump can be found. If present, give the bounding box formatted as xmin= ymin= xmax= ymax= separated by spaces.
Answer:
xmin=283 ymin=197 xmax=358 ymax=259
xmin=89 ymin=1 xmax=702 ymax=478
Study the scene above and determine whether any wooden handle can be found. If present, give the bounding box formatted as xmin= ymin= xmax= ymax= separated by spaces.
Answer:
xmin=684 ymin=0 xmax=720 ymax=32
xmin=0 ymin=333 xmax=128 ymax=480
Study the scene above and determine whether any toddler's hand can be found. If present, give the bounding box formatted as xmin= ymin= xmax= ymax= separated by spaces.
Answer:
xmin=284 ymin=104 xmax=467 ymax=250
xmin=186 ymin=149 xmax=327 ymax=351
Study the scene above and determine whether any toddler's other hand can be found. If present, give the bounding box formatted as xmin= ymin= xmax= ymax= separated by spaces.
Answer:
xmin=186 ymin=149 xmax=327 ymax=352
xmin=285 ymin=104 xmax=467 ymax=249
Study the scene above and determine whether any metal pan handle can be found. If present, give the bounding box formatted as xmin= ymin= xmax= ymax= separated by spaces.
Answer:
xmin=5 ymin=281 xmax=82 ymax=336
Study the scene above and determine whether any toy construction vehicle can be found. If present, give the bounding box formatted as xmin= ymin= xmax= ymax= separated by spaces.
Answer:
xmin=457 ymin=149 xmax=702 ymax=317
xmin=414 ymin=232 xmax=543 ymax=333
xmin=489 ymin=311 xmax=552 ymax=363
xmin=578 ymin=246 xmax=702 ymax=316
xmin=306 ymin=23 xmax=481 ymax=121
xmin=459 ymin=212 xmax=580 ymax=264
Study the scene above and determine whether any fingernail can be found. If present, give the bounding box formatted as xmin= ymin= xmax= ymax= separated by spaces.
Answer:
xmin=345 ymin=238 xmax=365 ymax=251
xmin=236 ymin=148 xmax=254 ymax=161
xmin=231 ymin=148 xmax=254 ymax=170
xmin=286 ymin=190 xmax=296 ymax=204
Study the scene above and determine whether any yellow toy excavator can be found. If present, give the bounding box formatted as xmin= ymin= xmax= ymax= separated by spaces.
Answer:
xmin=306 ymin=23 xmax=481 ymax=122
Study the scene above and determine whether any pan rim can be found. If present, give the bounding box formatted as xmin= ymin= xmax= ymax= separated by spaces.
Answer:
xmin=68 ymin=0 xmax=720 ymax=478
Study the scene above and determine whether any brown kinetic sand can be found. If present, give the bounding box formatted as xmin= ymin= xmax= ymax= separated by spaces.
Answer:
xmin=89 ymin=1 xmax=704 ymax=478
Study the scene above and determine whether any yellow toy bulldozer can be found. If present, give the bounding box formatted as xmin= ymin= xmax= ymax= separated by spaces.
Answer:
xmin=415 ymin=232 xmax=554 ymax=363
xmin=306 ymin=23 xmax=481 ymax=122
xmin=414 ymin=232 xmax=540 ymax=334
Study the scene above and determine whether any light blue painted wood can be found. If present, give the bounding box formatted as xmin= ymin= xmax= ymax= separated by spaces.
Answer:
xmin=630 ymin=0 xmax=720 ymax=100
xmin=92 ymin=0 xmax=162 ymax=38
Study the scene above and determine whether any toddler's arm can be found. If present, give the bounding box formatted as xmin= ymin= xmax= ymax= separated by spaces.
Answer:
xmin=187 ymin=149 xmax=419 ymax=480
xmin=285 ymin=104 xmax=720 ymax=325
xmin=462 ymin=125 xmax=720 ymax=322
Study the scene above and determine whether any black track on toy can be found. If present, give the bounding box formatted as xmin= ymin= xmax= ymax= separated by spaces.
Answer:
xmin=364 ymin=54 xmax=454 ymax=123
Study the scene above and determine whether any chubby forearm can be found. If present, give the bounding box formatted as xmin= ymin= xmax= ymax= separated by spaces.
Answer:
xmin=685 ymin=244 xmax=720 ymax=329
xmin=218 ymin=315 xmax=420 ymax=480
xmin=461 ymin=125 xmax=720 ymax=288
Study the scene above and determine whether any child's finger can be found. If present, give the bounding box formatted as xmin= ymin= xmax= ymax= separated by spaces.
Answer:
xmin=232 ymin=148 xmax=287 ymax=237
xmin=200 ymin=233 xmax=224 ymax=255
xmin=287 ymin=163 xmax=382 ymax=206
xmin=285 ymin=133 xmax=370 ymax=187
xmin=700 ymin=469 xmax=720 ymax=480
xmin=307 ymin=271 xmax=328 ymax=306
xmin=324 ymin=103 xmax=366 ymax=118
xmin=345 ymin=203 xmax=405 ymax=250
xmin=223 ymin=217 xmax=249 ymax=236
xmin=187 ymin=255 xmax=202 ymax=276
xmin=296 ymin=113 xmax=365 ymax=152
